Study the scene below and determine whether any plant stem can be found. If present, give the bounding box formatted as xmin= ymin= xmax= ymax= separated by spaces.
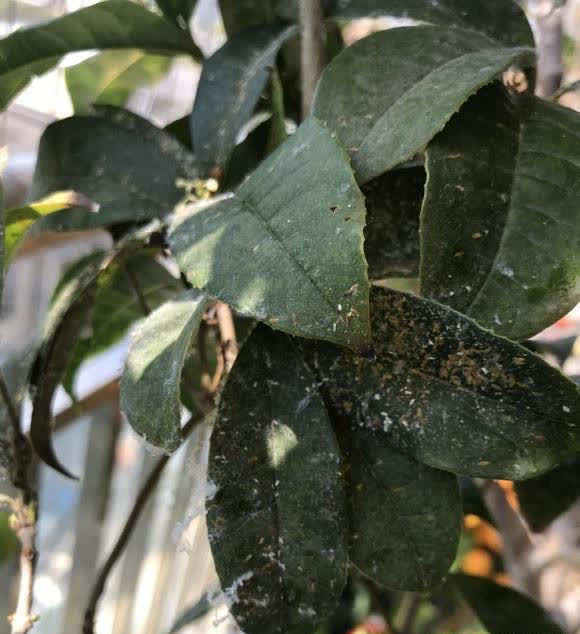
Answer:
xmin=9 ymin=500 xmax=38 ymax=634
xmin=298 ymin=0 xmax=326 ymax=117
xmin=215 ymin=301 xmax=238 ymax=373
xmin=1 ymin=370 xmax=38 ymax=633
xmin=0 ymin=370 xmax=20 ymax=432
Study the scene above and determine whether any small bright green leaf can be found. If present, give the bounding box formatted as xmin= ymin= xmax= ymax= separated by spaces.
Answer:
xmin=191 ymin=24 xmax=297 ymax=177
xmin=30 ymin=106 xmax=195 ymax=232
xmin=313 ymin=26 xmax=535 ymax=183
xmin=0 ymin=0 xmax=198 ymax=110
xmin=169 ymin=118 xmax=371 ymax=351
xmin=515 ymin=458 xmax=580 ymax=531
xmin=454 ymin=574 xmax=565 ymax=634
xmin=4 ymin=191 xmax=98 ymax=266
xmin=155 ymin=0 xmax=198 ymax=27
xmin=63 ymin=251 xmax=183 ymax=397
xmin=65 ymin=50 xmax=173 ymax=114
xmin=363 ymin=167 xmax=423 ymax=280
xmin=120 ymin=290 xmax=209 ymax=453
xmin=304 ymin=287 xmax=580 ymax=480
xmin=328 ymin=0 xmax=533 ymax=47
xmin=30 ymin=251 xmax=107 ymax=478
xmin=421 ymin=84 xmax=580 ymax=341
xmin=207 ymin=325 xmax=348 ymax=633
xmin=336 ymin=424 xmax=460 ymax=591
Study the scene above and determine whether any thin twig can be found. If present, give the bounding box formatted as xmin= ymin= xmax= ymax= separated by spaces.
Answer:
xmin=8 ymin=500 xmax=37 ymax=634
xmin=215 ymin=302 xmax=238 ymax=373
xmin=479 ymin=480 xmax=536 ymax=595
xmin=0 ymin=371 xmax=20 ymax=432
xmin=1 ymin=370 xmax=38 ymax=633
xmin=298 ymin=0 xmax=326 ymax=117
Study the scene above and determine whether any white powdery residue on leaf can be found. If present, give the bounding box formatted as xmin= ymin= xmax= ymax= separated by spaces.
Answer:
xmin=211 ymin=571 xmax=255 ymax=626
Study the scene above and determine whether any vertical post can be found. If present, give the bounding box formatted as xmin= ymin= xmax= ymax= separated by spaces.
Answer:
xmin=299 ymin=0 xmax=326 ymax=117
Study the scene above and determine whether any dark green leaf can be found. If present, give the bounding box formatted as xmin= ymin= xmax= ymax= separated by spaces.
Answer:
xmin=120 ymin=290 xmax=209 ymax=453
xmin=335 ymin=424 xmax=460 ymax=591
xmin=30 ymin=251 xmax=107 ymax=478
xmin=454 ymin=574 xmax=565 ymax=634
xmin=207 ymin=325 xmax=348 ymax=633
xmin=164 ymin=116 xmax=192 ymax=150
xmin=191 ymin=24 xmax=297 ymax=177
xmin=63 ymin=251 xmax=183 ymax=397
xmin=30 ymin=224 xmax=159 ymax=476
xmin=65 ymin=50 xmax=172 ymax=114
xmin=363 ymin=167 xmax=423 ymax=280
xmin=155 ymin=0 xmax=198 ymax=28
xmin=328 ymin=0 xmax=533 ymax=48
xmin=169 ymin=118 xmax=371 ymax=351
xmin=30 ymin=106 xmax=195 ymax=232
xmin=218 ymin=0 xmax=279 ymax=36
xmin=222 ymin=118 xmax=270 ymax=189
xmin=304 ymin=287 xmax=580 ymax=480
xmin=515 ymin=458 xmax=580 ymax=531
xmin=0 ymin=0 xmax=198 ymax=110
xmin=312 ymin=26 xmax=535 ymax=183
xmin=421 ymin=85 xmax=580 ymax=341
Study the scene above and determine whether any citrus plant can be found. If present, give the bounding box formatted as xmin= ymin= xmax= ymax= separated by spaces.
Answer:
xmin=1 ymin=1 xmax=580 ymax=633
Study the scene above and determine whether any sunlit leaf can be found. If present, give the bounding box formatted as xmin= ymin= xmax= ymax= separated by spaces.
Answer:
xmin=169 ymin=117 xmax=370 ymax=350
xmin=120 ymin=290 xmax=209 ymax=453
xmin=313 ymin=26 xmax=534 ymax=183
xmin=65 ymin=50 xmax=173 ymax=114
xmin=0 ymin=0 xmax=199 ymax=109
xmin=4 ymin=191 xmax=98 ymax=266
